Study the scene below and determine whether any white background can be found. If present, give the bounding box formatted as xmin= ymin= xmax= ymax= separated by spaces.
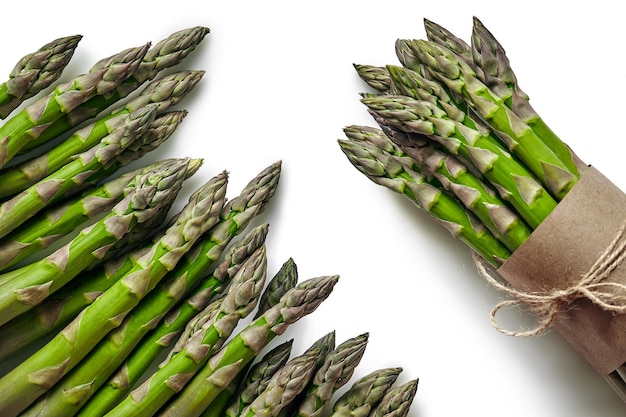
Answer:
xmin=3 ymin=1 xmax=626 ymax=416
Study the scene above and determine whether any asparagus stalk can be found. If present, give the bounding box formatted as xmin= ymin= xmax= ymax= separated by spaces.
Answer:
xmin=338 ymin=134 xmax=511 ymax=265
xmin=294 ymin=333 xmax=369 ymax=417
xmin=80 ymin=224 xmax=272 ymax=417
xmin=100 ymin=246 xmax=268 ymax=417
xmin=0 ymin=171 xmax=228 ymax=416
xmin=353 ymin=64 xmax=391 ymax=93
xmin=237 ymin=349 xmax=321 ymax=417
xmin=254 ymin=258 xmax=299 ymax=320
xmin=0 ymin=103 xmax=158 ymax=240
xmin=0 ymin=158 xmax=200 ymax=359
xmin=0 ymin=43 xmax=150 ymax=168
xmin=219 ymin=342 xmax=294 ymax=417
xmin=360 ymin=94 xmax=557 ymax=229
xmin=0 ymin=34 xmax=82 ymax=118
xmin=469 ymin=17 xmax=580 ymax=174
xmin=0 ymin=69 xmax=203 ymax=198
xmin=153 ymin=275 xmax=340 ymax=417
xmin=274 ymin=331 xmax=337 ymax=417
xmin=206 ymin=258 xmax=300 ymax=417
xmin=19 ymin=26 xmax=209 ymax=154
xmin=368 ymin=379 xmax=418 ymax=417
xmin=423 ymin=18 xmax=477 ymax=74
xmin=328 ymin=367 xmax=403 ymax=417
xmin=23 ymin=243 xmax=268 ymax=417
xmin=405 ymin=39 xmax=578 ymax=199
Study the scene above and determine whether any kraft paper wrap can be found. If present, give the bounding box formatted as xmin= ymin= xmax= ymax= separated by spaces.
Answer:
xmin=497 ymin=166 xmax=626 ymax=376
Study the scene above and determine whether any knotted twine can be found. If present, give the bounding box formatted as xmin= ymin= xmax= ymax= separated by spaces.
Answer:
xmin=474 ymin=222 xmax=626 ymax=337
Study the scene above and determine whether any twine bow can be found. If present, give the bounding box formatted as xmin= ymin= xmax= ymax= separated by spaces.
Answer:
xmin=475 ymin=223 xmax=626 ymax=337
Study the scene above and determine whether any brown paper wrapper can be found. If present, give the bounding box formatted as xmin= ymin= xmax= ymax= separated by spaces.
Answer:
xmin=497 ymin=166 xmax=626 ymax=376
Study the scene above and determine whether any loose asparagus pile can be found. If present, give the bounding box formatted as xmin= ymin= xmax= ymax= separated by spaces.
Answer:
xmin=338 ymin=16 xmax=626 ymax=399
xmin=0 ymin=27 xmax=419 ymax=417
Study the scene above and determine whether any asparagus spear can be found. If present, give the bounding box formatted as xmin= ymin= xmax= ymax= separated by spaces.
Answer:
xmin=338 ymin=134 xmax=511 ymax=265
xmin=19 ymin=26 xmax=210 ymax=154
xmin=0 ymin=69 xmax=203 ymax=198
xmin=0 ymin=171 xmax=228 ymax=416
xmin=360 ymin=94 xmax=557 ymax=229
xmin=221 ymin=339 xmax=296 ymax=417
xmin=0 ymin=34 xmax=82 ymax=118
xmin=405 ymin=39 xmax=578 ymax=199
xmin=0 ymin=42 xmax=150 ymax=168
xmin=274 ymin=331 xmax=337 ymax=417
xmin=153 ymin=275 xmax=340 ymax=417
xmin=423 ymin=18 xmax=478 ymax=75
xmin=79 ymin=224 xmax=271 ymax=417
xmin=205 ymin=258 xmax=300 ymax=417
xmin=100 ymin=246 xmax=268 ymax=417
xmin=254 ymin=258 xmax=299 ymax=320
xmin=353 ymin=64 xmax=391 ymax=93
xmin=328 ymin=367 xmax=403 ymax=417
xmin=294 ymin=333 xmax=369 ymax=417
xmin=0 ymin=103 xmax=158 ymax=240
xmin=469 ymin=17 xmax=580 ymax=174
xmin=237 ymin=348 xmax=321 ymax=417
xmin=368 ymin=379 xmax=418 ymax=417
xmin=0 ymin=158 xmax=201 ymax=359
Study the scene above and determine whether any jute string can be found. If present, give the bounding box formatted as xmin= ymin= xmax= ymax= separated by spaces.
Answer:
xmin=474 ymin=222 xmax=626 ymax=337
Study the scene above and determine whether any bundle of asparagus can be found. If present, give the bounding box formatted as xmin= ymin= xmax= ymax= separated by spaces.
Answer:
xmin=339 ymin=16 xmax=626 ymax=402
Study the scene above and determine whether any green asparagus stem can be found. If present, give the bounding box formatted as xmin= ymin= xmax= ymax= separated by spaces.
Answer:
xmin=210 ymin=258 xmax=300 ymax=417
xmin=275 ymin=331 xmax=337 ymax=417
xmin=22 ymin=243 xmax=268 ymax=417
xmin=0 ymin=43 xmax=150 ymax=168
xmin=0 ymin=34 xmax=82 ymax=118
xmin=254 ymin=257 xmax=298 ymax=320
xmin=0 ymin=158 xmax=199 ymax=357
xmin=0 ymin=69 xmax=203 ymax=198
xmin=100 ymin=246 xmax=267 ymax=417
xmin=0 ymin=171 xmax=228 ymax=416
xmin=360 ymin=93 xmax=558 ymax=229
xmin=469 ymin=17 xmax=580 ymax=175
xmin=353 ymin=64 xmax=391 ymax=92
xmin=328 ymin=367 xmax=403 ymax=417
xmin=221 ymin=339 xmax=295 ymax=417
xmin=294 ymin=333 xmax=369 ymax=417
xmin=368 ymin=379 xmax=418 ymax=417
xmin=405 ymin=38 xmax=578 ymax=199
xmin=19 ymin=27 xmax=209 ymax=154
xmin=154 ymin=275 xmax=340 ymax=417
xmin=79 ymin=225 xmax=271 ymax=417
xmin=423 ymin=18 xmax=477 ymax=74
xmin=238 ymin=349 xmax=321 ymax=417
xmin=0 ymin=103 xmax=158 ymax=240
xmin=338 ymin=134 xmax=511 ymax=265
